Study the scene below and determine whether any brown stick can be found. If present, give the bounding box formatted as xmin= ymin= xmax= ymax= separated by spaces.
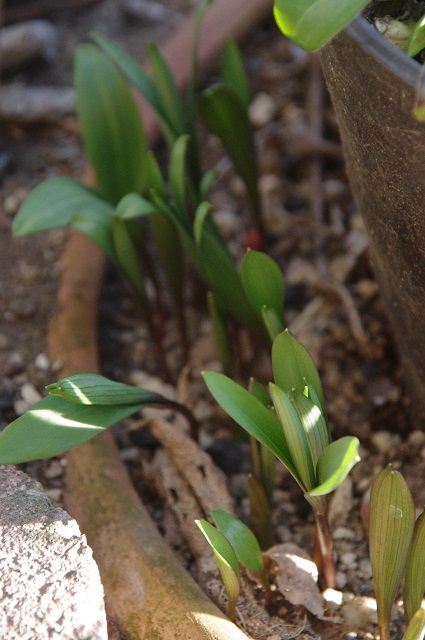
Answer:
xmin=48 ymin=1 xmax=273 ymax=637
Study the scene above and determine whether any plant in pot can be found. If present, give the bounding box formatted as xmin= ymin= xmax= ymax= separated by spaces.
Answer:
xmin=273 ymin=0 xmax=425 ymax=422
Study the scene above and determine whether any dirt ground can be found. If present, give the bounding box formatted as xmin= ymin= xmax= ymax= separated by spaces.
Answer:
xmin=1 ymin=2 xmax=423 ymax=639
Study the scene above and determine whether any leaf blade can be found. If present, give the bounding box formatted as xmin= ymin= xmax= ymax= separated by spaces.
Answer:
xmin=308 ymin=436 xmax=360 ymax=497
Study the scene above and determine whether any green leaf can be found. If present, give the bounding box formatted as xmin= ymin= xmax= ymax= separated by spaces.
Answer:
xmin=169 ymin=135 xmax=192 ymax=215
xmin=261 ymin=306 xmax=284 ymax=342
xmin=116 ymin=193 xmax=158 ymax=219
xmin=369 ymin=467 xmax=415 ymax=640
xmin=151 ymin=213 xmax=184 ymax=309
xmin=203 ymin=371 xmax=296 ymax=475
xmin=70 ymin=210 xmax=116 ymax=262
xmin=272 ymin=330 xmax=325 ymax=413
xmin=248 ymin=378 xmax=270 ymax=407
xmin=269 ymin=383 xmax=315 ymax=491
xmin=194 ymin=203 xmax=261 ymax=333
xmin=149 ymin=43 xmax=188 ymax=138
xmin=195 ymin=519 xmax=240 ymax=615
xmin=91 ymin=32 xmax=175 ymax=144
xmin=12 ymin=177 xmax=113 ymax=237
xmin=46 ymin=373 xmax=169 ymax=406
xmin=0 ymin=395 xmax=143 ymax=464
xmin=292 ymin=391 xmax=329 ymax=467
xmin=112 ymin=216 xmax=146 ymax=300
xmin=408 ymin=15 xmax=425 ymax=57
xmin=75 ymin=44 xmax=146 ymax=203
xmin=221 ymin=39 xmax=249 ymax=108
xmin=403 ymin=608 xmax=425 ymax=640
xmin=241 ymin=250 xmax=285 ymax=320
xmin=308 ymin=436 xmax=360 ymax=497
xmin=273 ymin=0 xmax=370 ymax=51
xmin=200 ymin=84 xmax=260 ymax=215
xmin=404 ymin=511 xmax=425 ymax=623
xmin=211 ymin=510 xmax=265 ymax=579
xmin=207 ymin=292 xmax=234 ymax=376
xmin=143 ymin=151 xmax=165 ymax=197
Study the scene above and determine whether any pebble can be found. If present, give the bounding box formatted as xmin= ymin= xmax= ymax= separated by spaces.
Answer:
xmin=127 ymin=370 xmax=176 ymax=399
xmin=359 ymin=559 xmax=372 ymax=580
xmin=120 ymin=447 xmax=140 ymax=463
xmin=213 ymin=209 xmax=239 ymax=237
xmin=341 ymin=552 xmax=357 ymax=568
xmin=249 ymin=92 xmax=277 ymax=128
xmin=371 ymin=430 xmax=400 ymax=454
xmin=5 ymin=351 xmax=24 ymax=376
xmin=336 ymin=571 xmax=347 ymax=589
xmin=21 ymin=382 xmax=42 ymax=405
xmin=122 ymin=0 xmax=167 ymax=22
xmin=333 ymin=527 xmax=356 ymax=540
xmin=408 ymin=430 xmax=425 ymax=447
xmin=35 ymin=352 xmax=49 ymax=371
xmin=44 ymin=461 xmax=63 ymax=480
xmin=13 ymin=398 xmax=29 ymax=416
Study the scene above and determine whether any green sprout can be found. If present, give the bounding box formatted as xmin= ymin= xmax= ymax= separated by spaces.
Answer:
xmin=369 ymin=466 xmax=425 ymax=640
xmin=196 ymin=511 xmax=265 ymax=619
xmin=204 ymin=329 xmax=360 ymax=588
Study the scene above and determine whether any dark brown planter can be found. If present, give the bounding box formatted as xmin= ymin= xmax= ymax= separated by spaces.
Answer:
xmin=320 ymin=17 xmax=425 ymax=416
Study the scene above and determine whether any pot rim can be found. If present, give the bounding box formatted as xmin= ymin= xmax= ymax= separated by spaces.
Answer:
xmin=347 ymin=15 xmax=421 ymax=87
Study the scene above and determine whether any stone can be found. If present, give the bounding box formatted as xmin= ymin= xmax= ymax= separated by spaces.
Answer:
xmin=0 ymin=84 xmax=75 ymax=124
xmin=0 ymin=466 xmax=107 ymax=639
xmin=0 ymin=21 xmax=58 ymax=73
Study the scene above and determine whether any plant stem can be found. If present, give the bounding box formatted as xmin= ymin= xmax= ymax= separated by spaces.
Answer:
xmin=167 ymin=400 xmax=199 ymax=439
xmin=313 ymin=506 xmax=336 ymax=589
xmin=378 ymin=618 xmax=391 ymax=640
xmin=227 ymin=595 xmax=237 ymax=622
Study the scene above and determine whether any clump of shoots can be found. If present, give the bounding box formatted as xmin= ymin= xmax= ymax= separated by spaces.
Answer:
xmin=204 ymin=329 xmax=360 ymax=588
xmin=196 ymin=511 xmax=265 ymax=619
xmin=370 ymin=466 xmax=425 ymax=640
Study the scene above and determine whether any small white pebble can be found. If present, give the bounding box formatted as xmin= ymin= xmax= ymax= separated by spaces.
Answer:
xmin=341 ymin=552 xmax=357 ymax=568
xmin=371 ymin=430 xmax=398 ymax=454
xmin=35 ymin=353 xmax=49 ymax=371
xmin=333 ymin=527 xmax=356 ymax=540
xmin=409 ymin=430 xmax=425 ymax=447
xmin=323 ymin=588 xmax=343 ymax=606
xmin=336 ymin=571 xmax=347 ymax=589
xmin=249 ymin=92 xmax=277 ymax=128
xmin=44 ymin=461 xmax=63 ymax=480
xmin=21 ymin=382 xmax=42 ymax=405
xmin=14 ymin=399 xmax=29 ymax=416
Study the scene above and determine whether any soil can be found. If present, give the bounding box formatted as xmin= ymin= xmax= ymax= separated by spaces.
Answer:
xmin=0 ymin=2 xmax=423 ymax=639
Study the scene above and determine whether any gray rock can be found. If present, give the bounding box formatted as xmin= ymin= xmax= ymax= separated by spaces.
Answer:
xmin=0 ymin=466 xmax=107 ymax=639
xmin=0 ymin=84 xmax=75 ymax=123
xmin=0 ymin=21 xmax=58 ymax=73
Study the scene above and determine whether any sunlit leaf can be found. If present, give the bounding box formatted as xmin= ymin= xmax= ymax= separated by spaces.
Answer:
xmin=0 ymin=396 xmax=142 ymax=464
xmin=404 ymin=511 xmax=425 ymax=623
xmin=211 ymin=509 xmax=265 ymax=579
xmin=272 ymin=330 xmax=325 ymax=412
xmin=273 ymin=0 xmax=370 ymax=51
xmin=46 ymin=373 xmax=168 ymax=406
xmin=195 ymin=519 xmax=240 ymax=617
xmin=403 ymin=608 xmax=425 ymax=640
xmin=12 ymin=177 xmax=113 ymax=237
xmin=75 ymin=44 xmax=146 ymax=203
xmin=292 ymin=391 xmax=329 ymax=467
xmin=308 ymin=436 xmax=360 ymax=497
xmin=203 ymin=371 xmax=295 ymax=474
xmin=408 ymin=15 xmax=425 ymax=57
xmin=369 ymin=466 xmax=415 ymax=639
xmin=269 ymin=383 xmax=315 ymax=491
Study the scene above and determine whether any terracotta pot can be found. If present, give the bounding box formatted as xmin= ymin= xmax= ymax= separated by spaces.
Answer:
xmin=320 ymin=17 xmax=425 ymax=415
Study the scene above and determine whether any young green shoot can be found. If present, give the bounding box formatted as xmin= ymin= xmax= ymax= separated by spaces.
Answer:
xmin=369 ymin=466 xmax=415 ymax=640
xmin=204 ymin=329 xmax=360 ymax=588
xmin=195 ymin=519 xmax=240 ymax=620
xmin=404 ymin=510 xmax=425 ymax=623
